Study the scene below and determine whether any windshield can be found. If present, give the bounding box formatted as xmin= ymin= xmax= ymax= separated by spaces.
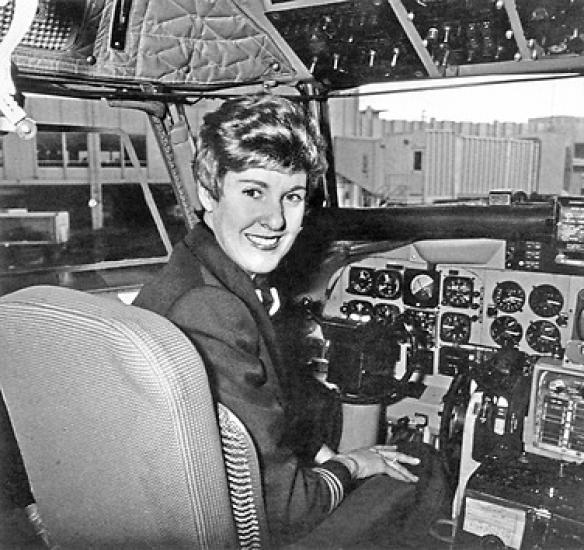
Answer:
xmin=3 ymin=74 xmax=584 ymax=297
xmin=0 ymin=102 xmax=187 ymax=296
xmin=328 ymin=75 xmax=584 ymax=207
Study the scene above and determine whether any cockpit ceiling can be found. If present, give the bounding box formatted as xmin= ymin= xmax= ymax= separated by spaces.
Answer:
xmin=8 ymin=0 xmax=311 ymax=98
xmin=8 ymin=0 xmax=584 ymax=99
xmin=266 ymin=0 xmax=584 ymax=90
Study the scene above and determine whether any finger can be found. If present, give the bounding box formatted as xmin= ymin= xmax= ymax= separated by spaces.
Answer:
xmin=384 ymin=460 xmax=419 ymax=483
xmin=372 ymin=444 xmax=396 ymax=452
xmin=388 ymin=470 xmax=418 ymax=483
xmin=374 ymin=449 xmax=420 ymax=465
xmin=394 ymin=452 xmax=421 ymax=465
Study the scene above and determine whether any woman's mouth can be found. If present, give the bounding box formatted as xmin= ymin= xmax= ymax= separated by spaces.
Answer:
xmin=246 ymin=234 xmax=281 ymax=250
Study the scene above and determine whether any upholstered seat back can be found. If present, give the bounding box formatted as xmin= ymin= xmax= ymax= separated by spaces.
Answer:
xmin=0 ymin=285 xmax=267 ymax=549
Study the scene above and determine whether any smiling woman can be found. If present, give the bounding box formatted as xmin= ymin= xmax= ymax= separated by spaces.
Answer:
xmin=198 ymin=169 xmax=307 ymax=276
xmin=190 ymin=94 xmax=327 ymax=277
xmin=134 ymin=94 xmax=450 ymax=547
xmin=6 ymin=2 xmax=584 ymax=548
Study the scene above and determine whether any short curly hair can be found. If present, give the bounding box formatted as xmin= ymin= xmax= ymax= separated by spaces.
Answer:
xmin=194 ymin=94 xmax=327 ymax=200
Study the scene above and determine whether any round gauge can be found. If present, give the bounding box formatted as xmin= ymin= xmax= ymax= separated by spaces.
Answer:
xmin=374 ymin=269 xmax=401 ymax=300
xmin=526 ymin=320 xmax=561 ymax=354
xmin=346 ymin=300 xmax=373 ymax=321
xmin=411 ymin=273 xmax=435 ymax=301
xmin=490 ymin=315 xmax=523 ymax=347
xmin=492 ymin=281 xmax=525 ymax=313
xmin=373 ymin=302 xmax=400 ymax=324
xmin=528 ymin=285 xmax=564 ymax=318
xmin=404 ymin=269 xmax=440 ymax=308
xmin=440 ymin=312 xmax=472 ymax=344
xmin=348 ymin=267 xmax=375 ymax=295
xmin=442 ymin=276 xmax=474 ymax=308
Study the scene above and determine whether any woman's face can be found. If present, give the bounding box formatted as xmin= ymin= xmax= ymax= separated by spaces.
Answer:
xmin=199 ymin=168 xmax=307 ymax=276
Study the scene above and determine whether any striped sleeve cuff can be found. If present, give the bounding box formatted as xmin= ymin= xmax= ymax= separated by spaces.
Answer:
xmin=312 ymin=466 xmax=344 ymax=513
xmin=312 ymin=459 xmax=355 ymax=513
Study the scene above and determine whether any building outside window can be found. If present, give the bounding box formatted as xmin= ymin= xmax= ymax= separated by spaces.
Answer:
xmin=36 ymin=131 xmax=64 ymax=167
xmin=99 ymin=133 xmax=122 ymax=167
xmin=65 ymin=132 xmax=89 ymax=167
xmin=123 ymin=134 xmax=148 ymax=167
xmin=413 ymin=150 xmax=423 ymax=171
xmin=36 ymin=131 xmax=89 ymax=168
xmin=100 ymin=133 xmax=147 ymax=168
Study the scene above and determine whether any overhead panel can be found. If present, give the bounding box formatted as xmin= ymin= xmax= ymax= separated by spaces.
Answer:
xmin=6 ymin=0 xmax=584 ymax=98
xmin=264 ymin=0 xmax=584 ymax=90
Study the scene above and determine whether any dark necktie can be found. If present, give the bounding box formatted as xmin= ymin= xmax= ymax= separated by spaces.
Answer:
xmin=254 ymin=277 xmax=278 ymax=315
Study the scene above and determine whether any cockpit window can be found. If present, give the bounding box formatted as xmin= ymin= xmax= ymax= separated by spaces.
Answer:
xmin=0 ymin=124 xmax=185 ymax=293
xmin=331 ymin=76 xmax=584 ymax=207
xmin=36 ymin=131 xmax=64 ymax=167
xmin=99 ymin=133 xmax=147 ymax=168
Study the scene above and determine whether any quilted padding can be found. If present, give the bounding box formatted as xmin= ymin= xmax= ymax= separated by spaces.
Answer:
xmin=11 ymin=0 xmax=307 ymax=91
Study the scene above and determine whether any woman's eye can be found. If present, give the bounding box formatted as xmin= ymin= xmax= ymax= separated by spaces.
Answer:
xmin=243 ymin=188 xmax=263 ymax=198
xmin=285 ymin=192 xmax=306 ymax=204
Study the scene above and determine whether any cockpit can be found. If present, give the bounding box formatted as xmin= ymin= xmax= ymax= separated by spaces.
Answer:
xmin=1 ymin=1 xmax=584 ymax=548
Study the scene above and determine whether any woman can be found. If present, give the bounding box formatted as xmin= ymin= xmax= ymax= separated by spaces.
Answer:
xmin=135 ymin=94 xmax=449 ymax=548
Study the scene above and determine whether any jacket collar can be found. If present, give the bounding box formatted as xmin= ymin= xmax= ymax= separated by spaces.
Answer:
xmin=183 ymin=222 xmax=282 ymax=369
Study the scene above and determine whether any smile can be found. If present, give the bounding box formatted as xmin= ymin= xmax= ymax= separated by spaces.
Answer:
xmin=246 ymin=234 xmax=282 ymax=250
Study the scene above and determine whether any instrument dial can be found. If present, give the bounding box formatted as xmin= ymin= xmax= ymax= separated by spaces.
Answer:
xmin=348 ymin=267 xmax=375 ymax=296
xmin=490 ymin=315 xmax=523 ymax=347
xmin=411 ymin=274 xmax=435 ymax=301
xmin=440 ymin=312 xmax=472 ymax=344
xmin=528 ymin=285 xmax=564 ymax=318
xmin=373 ymin=302 xmax=400 ymax=324
xmin=442 ymin=276 xmax=474 ymax=308
xmin=492 ymin=281 xmax=525 ymax=313
xmin=346 ymin=300 xmax=373 ymax=322
xmin=404 ymin=269 xmax=440 ymax=308
xmin=526 ymin=320 xmax=561 ymax=354
xmin=374 ymin=269 xmax=401 ymax=300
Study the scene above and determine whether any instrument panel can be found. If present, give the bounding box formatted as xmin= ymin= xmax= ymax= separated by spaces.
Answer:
xmin=525 ymin=360 xmax=584 ymax=463
xmin=322 ymin=240 xmax=583 ymax=380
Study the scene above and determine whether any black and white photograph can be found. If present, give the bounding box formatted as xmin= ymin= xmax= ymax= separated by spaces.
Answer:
xmin=1 ymin=1 xmax=584 ymax=548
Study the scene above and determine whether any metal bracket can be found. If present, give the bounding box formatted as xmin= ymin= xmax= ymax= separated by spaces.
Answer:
xmin=387 ymin=0 xmax=441 ymax=79
xmin=0 ymin=0 xmax=38 ymax=139
xmin=502 ymin=0 xmax=531 ymax=61
xmin=149 ymin=105 xmax=201 ymax=230
xmin=110 ymin=0 xmax=133 ymax=50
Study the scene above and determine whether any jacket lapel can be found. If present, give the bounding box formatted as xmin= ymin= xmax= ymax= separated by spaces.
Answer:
xmin=183 ymin=223 xmax=284 ymax=380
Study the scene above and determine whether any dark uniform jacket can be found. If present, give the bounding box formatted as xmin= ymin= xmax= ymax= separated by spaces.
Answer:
xmin=134 ymin=222 xmax=350 ymax=544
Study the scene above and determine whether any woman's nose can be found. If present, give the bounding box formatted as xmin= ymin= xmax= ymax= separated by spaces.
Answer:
xmin=260 ymin=200 xmax=286 ymax=231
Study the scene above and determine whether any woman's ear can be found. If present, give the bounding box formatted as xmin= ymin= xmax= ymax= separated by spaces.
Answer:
xmin=197 ymin=184 xmax=215 ymax=212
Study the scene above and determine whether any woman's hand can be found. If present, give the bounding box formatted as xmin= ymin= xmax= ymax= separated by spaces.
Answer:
xmin=334 ymin=445 xmax=420 ymax=483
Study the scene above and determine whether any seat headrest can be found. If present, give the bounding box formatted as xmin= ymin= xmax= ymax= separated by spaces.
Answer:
xmin=0 ymin=285 xmax=237 ymax=549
